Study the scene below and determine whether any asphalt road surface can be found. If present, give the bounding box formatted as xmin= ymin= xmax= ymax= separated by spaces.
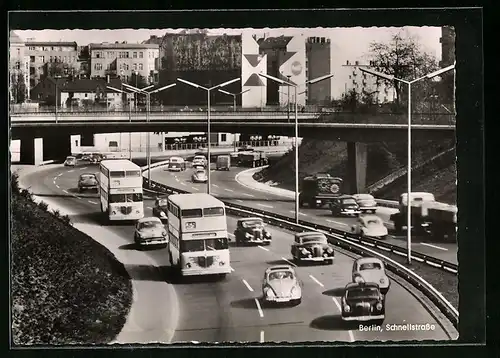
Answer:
xmin=22 ymin=163 xmax=454 ymax=343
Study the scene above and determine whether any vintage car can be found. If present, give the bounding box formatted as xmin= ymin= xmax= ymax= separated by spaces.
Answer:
xmin=261 ymin=265 xmax=302 ymax=305
xmin=291 ymin=232 xmax=334 ymax=264
xmin=341 ymin=282 xmax=385 ymax=323
xmin=234 ymin=217 xmax=272 ymax=246
xmin=152 ymin=196 xmax=169 ymax=221
xmin=191 ymin=168 xmax=208 ymax=183
xmin=329 ymin=195 xmax=361 ymax=216
xmin=134 ymin=217 xmax=168 ymax=248
xmin=352 ymin=193 xmax=378 ymax=213
xmin=78 ymin=173 xmax=98 ymax=192
xmin=168 ymin=156 xmax=185 ymax=171
xmin=351 ymin=215 xmax=389 ymax=239
xmin=352 ymin=257 xmax=390 ymax=294
xmin=192 ymin=155 xmax=207 ymax=168
xmin=216 ymin=155 xmax=231 ymax=170
xmin=64 ymin=156 xmax=77 ymax=167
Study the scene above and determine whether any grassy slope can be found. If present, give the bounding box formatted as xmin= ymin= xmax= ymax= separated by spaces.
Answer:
xmin=11 ymin=184 xmax=132 ymax=345
xmin=258 ymin=139 xmax=456 ymax=203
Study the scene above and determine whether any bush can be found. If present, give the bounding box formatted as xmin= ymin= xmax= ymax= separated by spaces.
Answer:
xmin=11 ymin=190 xmax=132 ymax=345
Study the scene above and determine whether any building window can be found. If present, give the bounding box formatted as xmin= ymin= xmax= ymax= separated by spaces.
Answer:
xmin=51 ymin=47 xmax=55 ymax=51
xmin=85 ymin=93 xmax=88 ymax=98
xmin=49 ymin=56 xmax=53 ymax=62
xmin=133 ymin=52 xmax=137 ymax=58
xmin=64 ymin=56 xmax=67 ymax=62
xmin=139 ymin=52 xmax=143 ymax=58
xmin=221 ymin=134 xmax=227 ymax=142
xmin=125 ymin=64 xmax=129 ymax=71
xmin=95 ymin=63 xmax=103 ymax=70
xmin=139 ymin=63 xmax=143 ymax=70
xmin=134 ymin=63 xmax=137 ymax=70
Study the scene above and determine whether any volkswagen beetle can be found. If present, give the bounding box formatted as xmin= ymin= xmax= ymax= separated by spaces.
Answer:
xmin=341 ymin=282 xmax=385 ymax=324
xmin=134 ymin=217 xmax=168 ymax=249
xmin=261 ymin=265 xmax=302 ymax=306
xmin=351 ymin=215 xmax=389 ymax=239
xmin=191 ymin=168 xmax=208 ymax=183
xmin=351 ymin=257 xmax=390 ymax=294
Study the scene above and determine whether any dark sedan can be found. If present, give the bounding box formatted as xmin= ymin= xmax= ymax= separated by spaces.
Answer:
xmin=341 ymin=282 xmax=385 ymax=324
xmin=329 ymin=195 xmax=361 ymax=216
xmin=78 ymin=173 xmax=98 ymax=192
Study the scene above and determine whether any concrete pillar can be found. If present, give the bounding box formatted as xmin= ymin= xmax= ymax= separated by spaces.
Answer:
xmin=19 ymin=136 xmax=43 ymax=165
xmin=43 ymin=134 xmax=72 ymax=162
xmin=347 ymin=142 xmax=367 ymax=194
xmin=81 ymin=131 xmax=95 ymax=147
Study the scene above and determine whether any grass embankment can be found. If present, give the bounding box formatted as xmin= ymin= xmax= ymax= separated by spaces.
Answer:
xmin=255 ymin=139 xmax=456 ymax=203
xmin=11 ymin=174 xmax=132 ymax=345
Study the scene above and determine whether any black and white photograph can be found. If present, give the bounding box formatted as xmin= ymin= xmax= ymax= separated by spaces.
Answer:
xmin=8 ymin=9 xmax=483 ymax=348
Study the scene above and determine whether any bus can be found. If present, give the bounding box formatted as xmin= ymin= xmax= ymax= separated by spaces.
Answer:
xmin=99 ymin=159 xmax=144 ymax=221
xmin=166 ymin=193 xmax=231 ymax=278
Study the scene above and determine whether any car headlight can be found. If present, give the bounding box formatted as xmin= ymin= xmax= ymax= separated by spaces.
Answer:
xmin=291 ymin=285 xmax=300 ymax=296
xmin=380 ymin=277 xmax=386 ymax=285
xmin=343 ymin=304 xmax=351 ymax=312
xmin=300 ymin=247 xmax=308 ymax=254
xmin=326 ymin=247 xmax=333 ymax=254
xmin=265 ymin=288 xmax=275 ymax=297
xmin=265 ymin=231 xmax=271 ymax=237
xmin=112 ymin=211 xmax=116 ymax=215
xmin=160 ymin=211 xmax=166 ymax=217
xmin=245 ymin=232 xmax=251 ymax=238
xmin=162 ymin=230 xmax=167 ymax=237
xmin=376 ymin=302 xmax=383 ymax=310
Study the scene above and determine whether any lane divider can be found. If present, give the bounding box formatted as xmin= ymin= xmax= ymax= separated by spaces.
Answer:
xmin=254 ymin=298 xmax=264 ymax=318
xmin=258 ymin=246 xmax=269 ymax=252
xmin=309 ymin=275 xmax=324 ymax=288
xmin=242 ymin=279 xmax=254 ymax=292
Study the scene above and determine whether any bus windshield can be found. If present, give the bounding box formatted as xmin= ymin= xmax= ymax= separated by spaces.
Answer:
xmin=110 ymin=193 xmax=143 ymax=203
xmin=181 ymin=238 xmax=229 ymax=252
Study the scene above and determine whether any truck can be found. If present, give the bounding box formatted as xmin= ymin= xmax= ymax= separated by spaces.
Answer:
xmin=389 ymin=192 xmax=457 ymax=242
xmin=237 ymin=151 xmax=268 ymax=167
xmin=216 ymin=155 xmax=231 ymax=170
xmin=299 ymin=173 xmax=344 ymax=208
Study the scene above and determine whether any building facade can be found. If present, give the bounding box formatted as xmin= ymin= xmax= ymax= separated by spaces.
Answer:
xmin=439 ymin=26 xmax=455 ymax=109
xmin=89 ymin=42 xmax=159 ymax=83
xmin=305 ymin=37 xmax=332 ymax=105
xmin=241 ymin=33 xmax=267 ymax=108
xmin=25 ymin=41 xmax=79 ymax=88
xmin=9 ymin=31 xmax=30 ymax=103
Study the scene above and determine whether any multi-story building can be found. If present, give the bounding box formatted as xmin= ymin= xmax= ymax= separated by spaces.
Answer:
xmin=439 ymin=26 xmax=455 ymax=109
xmin=305 ymin=37 xmax=332 ymax=105
xmin=25 ymin=40 xmax=79 ymax=88
xmin=9 ymin=31 xmax=30 ymax=103
xmin=88 ymin=42 xmax=159 ymax=83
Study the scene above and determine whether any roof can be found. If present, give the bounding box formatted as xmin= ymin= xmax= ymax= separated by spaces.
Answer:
xmin=46 ymin=77 xmax=70 ymax=87
xmin=345 ymin=282 xmax=379 ymax=290
xmin=359 ymin=214 xmax=382 ymax=222
xmin=338 ymin=195 xmax=356 ymax=199
xmin=168 ymin=193 xmax=224 ymax=209
xmin=137 ymin=217 xmax=162 ymax=223
xmin=60 ymin=78 xmax=122 ymax=93
xmin=100 ymin=159 xmax=141 ymax=171
xmin=90 ymin=43 xmax=159 ymax=50
xmin=25 ymin=41 xmax=77 ymax=47
xmin=238 ymin=217 xmax=263 ymax=222
xmin=295 ymin=231 xmax=325 ymax=238
xmin=353 ymin=193 xmax=374 ymax=199
xmin=257 ymin=36 xmax=293 ymax=49
xmin=355 ymin=257 xmax=384 ymax=265
xmin=10 ymin=31 xmax=24 ymax=44
xmin=266 ymin=265 xmax=294 ymax=272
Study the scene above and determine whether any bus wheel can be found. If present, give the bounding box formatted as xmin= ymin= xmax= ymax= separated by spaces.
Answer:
xmin=218 ymin=274 xmax=227 ymax=280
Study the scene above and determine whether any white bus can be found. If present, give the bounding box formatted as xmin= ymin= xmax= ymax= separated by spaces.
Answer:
xmin=167 ymin=193 xmax=231 ymax=278
xmin=99 ymin=159 xmax=144 ymax=221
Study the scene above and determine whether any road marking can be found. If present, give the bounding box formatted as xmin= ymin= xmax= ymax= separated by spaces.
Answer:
xmin=332 ymin=297 xmax=355 ymax=342
xmin=147 ymin=206 xmax=152 ymax=209
xmin=236 ymin=199 xmax=244 ymax=203
xmin=88 ymin=200 xmax=98 ymax=204
xmin=309 ymin=274 xmax=324 ymax=288
xmin=180 ymin=182 xmax=186 ymax=186
xmin=175 ymin=177 xmax=179 ymax=182
xmin=224 ymin=188 xmax=234 ymax=192
xmin=325 ymin=219 xmax=349 ymax=227
xmin=258 ymin=245 xmax=269 ymax=252
xmin=213 ymin=184 xmax=219 ymax=188
xmin=75 ymin=196 xmax=83 ymax=200
xmin=243 ymin=193 xmax=255 ymax=197
xmin=191 ymin=187 xmax=199 ymax=191
xmin=420 ymin=242 xmax=448 ymax=251
xmin=230 ymin=267 xmax=235 ymax=272
xmin=281 ymin=257 xmax=297 ymax=267
xmin=242 ymin=279 xmax=254 ymax=292
xmin=55 ymin=185 xmax=60 ymax=189
xmin=257 ymin=203 xmax=273 ymax=209
xmin=254 ymin=298 xmax=264 ymax=318
xmin=62 ymin=190 xmax=68 ymax=194
xmin=57 ymin=173 xmax=62 ymax=177
xmin=81 ymin=167 xmax=88 ymax=170
xmin=260 ymin=330 xmax=265 ymax=343
xmin=68 ymin=170 xmax=74 ymax=173
xmin=52 ymin=179 xmax=56 ymax=185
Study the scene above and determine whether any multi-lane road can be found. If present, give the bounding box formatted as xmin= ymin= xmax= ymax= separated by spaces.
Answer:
xmin=20 ymin=162 xmax=456 ymax=343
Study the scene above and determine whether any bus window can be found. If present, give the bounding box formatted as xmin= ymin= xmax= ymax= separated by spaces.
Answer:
xmin=203 ymin=207 xmax=225 ymax=216
xmin=126 ymin=170 xmax=141 ymax=177
xmin=109 ymin=193 xmax=143 ymax=203
xmin=181 ymin=239 xmax=205 ymax=252
xmin=110 ymin=171 xmax=126 ymax=178
xmin=205 ymin=238 xmax=228 ymax=251
xmin=181 ymin=209 xmax=203 ymax=218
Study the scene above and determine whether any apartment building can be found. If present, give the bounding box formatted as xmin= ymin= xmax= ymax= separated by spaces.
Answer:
xmin=305 ymin=37 xmax=332 ymax=105
xmin=25 ymin=40 xmax=79 ymax=88
xmin=9 ymin=31 xmax=30 ymax=102
xmin=89 ymin=42 xmax=159 ymax=83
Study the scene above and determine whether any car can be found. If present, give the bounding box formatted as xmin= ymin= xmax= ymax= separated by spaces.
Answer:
xmin=329 ymin=195 xmax=361 ymax=216
xmin=341 ymin=282 xmax=385 ymax=324
xmin=351 ymin=257 xmax=390 ymax=294
xmin=152 ymin=196 xmax=169 ymax=221
xmin=351 ymin=215 xmax=389 ymax=239
xmin=191 ymin=168 xmax=208 ymax=183
xmin=352 ymin=193 xmax=378 ymax=213
xmin=261 ymin=265 xmax=302 ymax=305
xmin=64 ymin=156 xmax=77 ymax=167
xmin=162 ymin=159 xmax=171 ymax=170
xmin=78 ymin=173 xmax=98 ymax=192
xmin=134 ymin=217 xmax=168 ymax=248
xmin=291 ymin=232 xmax=334 ymax=264
xmin=192 ymin=155 xmax=207 ymax=168
xmin=168 ymin=156 xmax=185 ymax=171
xmin=234 ymin=217 xmax=272 ymax=246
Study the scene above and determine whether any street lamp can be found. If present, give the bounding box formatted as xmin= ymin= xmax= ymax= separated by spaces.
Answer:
xmin=218 ymin=88 xmax=250 ymax=112
xmin=122 ymin=82 xmax=177 ymax=184
xmin=360 ymin=63 xmax=455 ymax=264
xmin=177 ymin=77 xmax=240 ymax=194
xmin=259 ymin=72 xmax=335 ymax=224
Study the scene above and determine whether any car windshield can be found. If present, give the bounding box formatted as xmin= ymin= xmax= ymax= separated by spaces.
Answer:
xmin=194 ymin=156 xmax=205 ymax=161
xmin=346 ymin=287 xmax=380 ymax=299
xmin=170 ymin=158 xmax=181 ymax=163
xmin=139 ymin=221 xmax=163 ymax=230
xmin=66 ymin=157 xmax=75 ymax=161
xmin=268 ymin=271 xmax=294 ymax=280
xmin=301 ymin=235 xmax=327 ymax=244
xmin=359 ymin=262 xmax=382 ymax=270
xmin=342 ymin=198 xmax=357 ymax=205
xmin=80 ymin=174 xmax=95 ymax=180
xmin=242 ymin=220 xmax=263 ymax=228
xmin=196 ymin=170 xmax=206 ymax=174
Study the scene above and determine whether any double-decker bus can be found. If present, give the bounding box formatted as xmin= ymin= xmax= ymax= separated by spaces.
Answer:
xmin=167 ymin=193 xmax=231 ymax=278
xmin=99 ymin=159 xmax=144 ymax=221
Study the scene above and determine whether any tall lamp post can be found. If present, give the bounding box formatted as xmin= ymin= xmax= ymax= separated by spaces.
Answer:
xmin=359 ymin=63 xmax=455 ymax=264
xmin=259 ymin=73 xmax=335 ymax=224
xmin=122 ymin=82 xmax=176 ymax=183
xmin=177 ymin=78 xmax=240 ymax=194
xmin=217 ymin=88 xmax=250 ymax=112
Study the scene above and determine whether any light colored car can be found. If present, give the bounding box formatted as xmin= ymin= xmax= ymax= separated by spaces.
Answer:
xmin=261 ymin=265 xmax=302 ymax=305
xmin=352 ymin=193 xmax=378 ymax=213
xmin=351 ymin=215 xmax=388 ymax=239
xmin=351 ymin=257 xmax=390 ymax=294
xmin=64 ymin=156 xmax=77 ymax=167
xmin=191 ymin=169 xmax=208 ymax=183
xmin=134 ymin=217 xmax=168 ymax=248
xmin=168 ymin=157 xmax=185 ymax=171
xmin=192 ymin=155 xmax=207 ymax=168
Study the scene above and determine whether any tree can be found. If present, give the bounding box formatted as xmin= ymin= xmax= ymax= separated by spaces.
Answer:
xmin=338 ymin=88 xmax=378 ymax=114
xmin=367 ymin=31 xmax=439 ymax=111
xmin=128 ymin=72 xmax=148 ymax=89
xmin=45 ymin=61 xmax=72 ymax=78
xmin=10 ymin=73 xmax=26 ymax=104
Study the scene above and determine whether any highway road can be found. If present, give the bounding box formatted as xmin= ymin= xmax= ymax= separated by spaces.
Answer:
xmin=148 ymin=165 xmax=458 ymax=264
xmin=21 ymin=162 xmax=455 ymax=343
